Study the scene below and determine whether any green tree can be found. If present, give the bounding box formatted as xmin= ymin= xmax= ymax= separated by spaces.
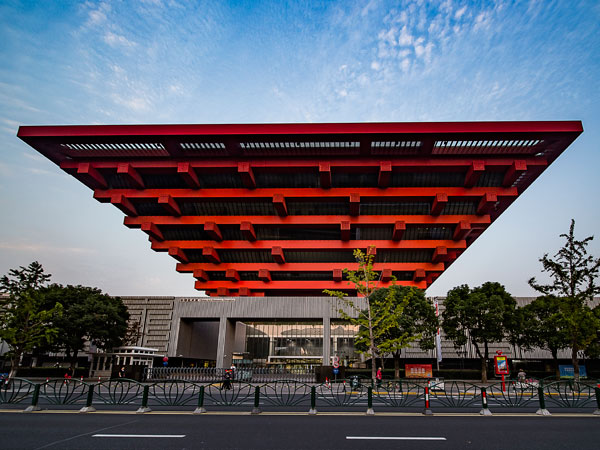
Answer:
xmin=442 ymin=282 xmax=518 ymax=382
xmin=514 ymin=295 xmax=570 ymax=379
xmin=528 ymin=219 xmax=600 ymax=380
xmin=0 ymin=262 xmax=62 ymax=379
xmin=362 ymin=286 xmax=438 ymax=379
xmin=324 ymin=247 xmax=405 ymax=381
xmin=39 ymin=284 xmax=130 ymax=365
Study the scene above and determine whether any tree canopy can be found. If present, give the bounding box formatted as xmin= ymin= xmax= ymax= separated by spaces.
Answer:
xmin=442 ymin=282 xmax=517 ymax=382
xmin=362 ymin=286 xmax=438 ymax=378
xmin=0 ymin=262 xmax=62 ymax=378
xmin=324 ymin=247 xmax=405 ymax=381
xmin=40 ymin=284 xmax=130 ymax=364
xmin=528 ymin=219 xmax=600 ymax=380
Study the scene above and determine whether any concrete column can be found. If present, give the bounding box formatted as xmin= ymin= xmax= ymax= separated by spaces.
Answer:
xmin=216 ymin=317 xmax=236 ymax=368
xmin=322 ymin=317 xmax=331 ymax=366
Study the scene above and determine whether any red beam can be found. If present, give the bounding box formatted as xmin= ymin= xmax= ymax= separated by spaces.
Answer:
xmin=72 ymin=162 xmax=107 ymax=189
xmin=341 ymin=221 xmax=351 ymax=241
xmin=238 ymin=162 xmax=256 ymax=189
xmin=393 ymin=221 xmax=406 ymax=241
xmin=240 ymin=221 xmax=256 ymax=241
xmin=194 ymin=279 xmax=427 ymax=291
xmin=168 ymin=247 xmax=188 ymax=263
xmin=333 ymin=268 xmax=343 ymax=282
xmin=378 ymin=161 xmax=392 ymax=188
xmin=202 ymin=247 xmax=220 ymax=263
xmin=117 ymin=163 xmax=144 ymax=189
xmin=273 ymin=194 xmax=287 ymax=217
xmin=453 ymin=221 xmax=472 ymax=241
xmin=349 ymin=193 xmax=360 ymax=216
xmin=193 ymin=269 xmax=210 ymax=281
xmin=432 ymin=246 xmax=448 ymax=263
xmin=503 ymin=160 xmax=527 ymax=187
xmin=272 ymin=246 xmax=285 ymax=264
xmin=477 ymin=193 xmax=497 ymax=215
xmin=204 ymin=221 xmax=222 ymax=241
xmin=125 ymin=215 xmax=492 ymax=227
xmin=178 ymin=262 xmax=445 ymax=273
xmin=177 ymin=162 xmax=200 ymax=189
xmin=141 ymin=222 xmax=163 ymax=241
xmin=111 ymin=194 xmax=137 ymax=216
xmin=413 ymin=269 xmax=426 ymax=282
xmin=464 ymin=161 xmax=485 ymax=188
xmin=226 ymin=269 xmax=240 ymax=282
xmin=158 ymin=194 xmax=181 ymax=216
xmin=258 ymin=269 xmax=271 ymax=282
xmin=151 ymin=239 xmax=466 ymax=251
xmin=431 ymin=193 xmax=448 ymax=216
xmin=94 ymin=186 xmax=519 ymax=201
xmin=319 ymin=162 xmax=331 ymax=189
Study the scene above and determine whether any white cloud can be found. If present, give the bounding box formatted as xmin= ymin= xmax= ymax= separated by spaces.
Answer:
xmin=398 ymin=25 xmax=413 ymax=46
xmin=455 ymin=6 xmax=467 ymax=19
xmin=0 ymin=241 xmax=93 ymax=254
xmin=104 ymin=31 xmax=137 ymax=48
xmin=371 ymin=61 xmax=381 ymax=70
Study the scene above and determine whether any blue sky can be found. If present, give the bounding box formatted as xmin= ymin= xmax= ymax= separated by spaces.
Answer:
xmin=1 ymin=0 xmax=599 ymax=297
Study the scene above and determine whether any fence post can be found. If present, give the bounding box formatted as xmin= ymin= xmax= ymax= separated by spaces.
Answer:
xmin=479 ymin=386 xmax=492 ymax=416
xmin=251 ymin=385 xmax=261 ymax=414
xmin=366 ymin=386 xmax=375 ymax=415
xmin=136 ymin=385 xmax=152 ymax=414
xmin=593 ymin=387 xmax=600 ymax=415
xmin=535 ymin=385 xmax=551 ymax=416
xmin=24 ymin=383 xmax=42 ymax=412
xmin=79 ymin=383 xmax=96 ymax=413
xmin=308 ymin=385 xmax=317 ymax=415
xmin=423 ymin=380 xmax=433 ymax=415
xmin=193 ymin=385 xmax=207 ymax=414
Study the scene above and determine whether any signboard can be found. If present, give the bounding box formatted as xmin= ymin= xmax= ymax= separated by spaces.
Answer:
xmin=405 ymin=364 xmax=433 ymax=378
xmin=494 ymin=355 xmax=509 ymax=375
xmin=332 ymin=355 xmax=340 ymax=368
xmin=559 ymin=365 xmax=587 ymax=379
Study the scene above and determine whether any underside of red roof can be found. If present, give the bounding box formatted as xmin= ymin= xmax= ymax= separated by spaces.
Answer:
xmin=18 ymin=121 xmax=582 ymax=296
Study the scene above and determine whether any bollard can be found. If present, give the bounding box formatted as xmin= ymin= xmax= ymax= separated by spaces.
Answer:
xmin=479 ymin=387 xmax=492 ymax=416
xmin=593 ymin=387 xmax=600 ymax=415
xmin=535 ymin=386 xmax=551 ymax=416
xmin=136 ymin=385 xmax=152 ymax=413
xmin=24 ymin=384 xmax=42 ymax=412
xmin=194 ymin=385 xmax=207 ymax=414
xmin=80 ymin=383 xmax=96 ymax=413
xmin=366 ymin=386 xmax=375 ymax=415
xmin=308 ymin=385 xmax=317 ymax=415
xmin=251 ymin=385 xmax=261 ymax=414
xmin=423 ymin=381 xmax=433 ymax=415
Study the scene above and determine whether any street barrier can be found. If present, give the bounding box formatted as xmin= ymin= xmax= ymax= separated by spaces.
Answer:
xmin=1 ymin=377 xmax=598 ymax=415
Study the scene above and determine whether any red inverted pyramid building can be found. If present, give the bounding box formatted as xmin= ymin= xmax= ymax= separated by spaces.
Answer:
xmin=18 ymin=121 xmax=582 ymax=296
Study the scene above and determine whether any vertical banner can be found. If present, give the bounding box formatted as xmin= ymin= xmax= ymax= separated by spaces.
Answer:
xmin=434 ymin=299 xmax=442 ymax=362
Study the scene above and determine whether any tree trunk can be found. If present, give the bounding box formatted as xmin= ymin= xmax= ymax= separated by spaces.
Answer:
xmin=472 ymin=342 xmax=486 ymax=383
xmin=8 ymin=354 xmax=21 ymax=380
xmin=551 ymin=348 xmax=560 ymax=380
xmin=393 ymin=351 xmax=401 ymax=379
xmin=572 ymin=343 xmax=580 ymax=381
xmin=483 ymin=342 xmax=489 ymax=384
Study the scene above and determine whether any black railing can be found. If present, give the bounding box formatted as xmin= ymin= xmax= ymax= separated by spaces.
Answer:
xmin=2 ymin=377 xmax=599 ymax=415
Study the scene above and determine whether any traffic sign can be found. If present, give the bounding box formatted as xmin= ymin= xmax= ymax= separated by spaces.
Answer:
xmin=332 ymin=356 xmax=340 ymax=368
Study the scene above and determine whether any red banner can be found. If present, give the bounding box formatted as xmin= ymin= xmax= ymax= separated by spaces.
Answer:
xmin=405 ymin=364 xmax=433 ymax=378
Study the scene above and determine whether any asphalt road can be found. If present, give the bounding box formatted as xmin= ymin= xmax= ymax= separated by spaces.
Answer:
xmin=0 ymin=412 xmax=599 ymax=450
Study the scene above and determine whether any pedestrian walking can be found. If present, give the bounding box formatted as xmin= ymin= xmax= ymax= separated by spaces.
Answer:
xmin=223 ymin=369 xmax=232 ymax=390
xmin=376 ymin=367 xmax=383 ymax=389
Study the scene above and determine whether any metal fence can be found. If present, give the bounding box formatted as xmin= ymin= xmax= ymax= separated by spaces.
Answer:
xmin=145 ymin=366 xmax=317 ymax=383
xmin=1 ymin=378 xmax=599 ymax=415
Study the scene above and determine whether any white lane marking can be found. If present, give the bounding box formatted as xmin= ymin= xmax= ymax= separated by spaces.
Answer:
xmin=93 ymin=434 xmax=185 ymax=438
xmin=347 ymin=436 xmax=446 ymax=441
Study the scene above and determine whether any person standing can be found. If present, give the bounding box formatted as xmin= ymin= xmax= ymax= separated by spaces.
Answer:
xmin=376 ymin=367 xmax=383 ymax=389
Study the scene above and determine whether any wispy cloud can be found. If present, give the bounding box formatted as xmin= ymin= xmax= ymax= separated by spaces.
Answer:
xmin=0 ymin=241 xmax=93 ymax=254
